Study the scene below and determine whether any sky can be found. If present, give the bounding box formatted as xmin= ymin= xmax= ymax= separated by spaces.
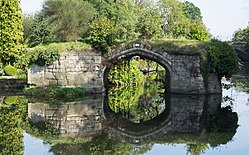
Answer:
xmin=20 ymin=0 xmax=249 ymax=40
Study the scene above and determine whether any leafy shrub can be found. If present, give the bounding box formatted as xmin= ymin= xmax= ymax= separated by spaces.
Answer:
xmin=4 ymin=65 xmax=18 ymax=76
xmin=3 ymin=96 xmax=18 ymax=105
xmin=28 ymin=42 xmax=91 ymax=66
xmin=88 ymin=17 xmax=116 ymax=53
xmin=202 ymin=39 xmax=239 ymax=80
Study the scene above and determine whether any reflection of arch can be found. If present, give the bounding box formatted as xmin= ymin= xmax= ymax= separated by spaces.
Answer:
xmin=103 ymin=92 xmax=171 ymax=143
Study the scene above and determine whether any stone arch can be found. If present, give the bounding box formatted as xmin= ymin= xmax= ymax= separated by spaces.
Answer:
xmin=102 ymin=42 xmax=173 ymax=92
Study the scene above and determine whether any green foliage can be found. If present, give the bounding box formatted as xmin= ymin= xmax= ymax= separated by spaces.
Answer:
xmin=88 ymin=17 xmax=117 ymax=52
xmin=24 ymin=87 xmax=86 ymax=98
xmin=233 ymin=26 xmax=249 ymax=42
xmin=49 ymin=132 xmax=152 ymax=155
xmin=188 ymin=20 xmax=209 ymax=41
xmin=201 ymin=106 xmax=238 ymax=147
xmin=24 ymin=121 xmax=60 ymax=141
xmin=42 ymin=0 xmax=96 ymax=42
xmin=182 ymin=1 xmax=202 ymax=20
xmin=3 ymin=96 xmax=18 ymax=105
xmin=202 ymin=39 xmax=239 ymax=79
xmin=23 ymin=13 xmax=34 ymax=42
xmin=0 ymin=96 xmax=27 ymax=155
xmin=108 ymin=59 xmax=166 ymax=123
xmin=0 ymin=0 xmax=24 ymax=65
xmin=28 ymin=42 xmax=91 ymax=66
xmin=158 ymin=0 xmax=209 ymax=40
xmin=136 ymin=1 xmax=164 ymax=39
xmin=186 ymin=143 xmax=208 ymax=155
xmin=88 ymin=0 xmax=138 ymax=41
xmin=3 ymin=65 xmax=18 ymax=76
xmin=233 ymin=26 xmax=249 ymax=52
xmin=108 ymin=59 xmax=145 ymax=86
xmin=29 ymin=47 xmax=60 ymax=66
xmin=26 ymin=13 xmax=54 ymax=47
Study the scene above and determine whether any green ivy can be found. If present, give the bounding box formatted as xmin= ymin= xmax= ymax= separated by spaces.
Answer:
xmin=201 ymin=39 xmax=239 ymax=80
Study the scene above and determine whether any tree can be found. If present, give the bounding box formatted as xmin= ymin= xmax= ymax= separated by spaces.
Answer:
xmin=0 ymin=0 xmax=24 ymax=65
xmin=26 ymin=13 xmax=53 ymax=47
xmin=136 ymin=0 xmax=164 ymax=39
xmin=158 ymin=0 xmax=209 ymax=40
xmin=87 ymin=0 xmax=138 ymax=41
xmin=88 ymin=17 xmax=116 ymax=52
xmin=182 ymin=1 xmax=202 ymax=21
xmin=23 ymin=13 xmax=34 ymax=42
xmin=233 ymin=26 xmax=249 ymax=42
xmin=42 ymin=0 xmax=96 ymax=42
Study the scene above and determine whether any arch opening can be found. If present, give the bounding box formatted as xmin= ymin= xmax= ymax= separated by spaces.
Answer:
xmin=103 ymin=48 xmax=172 ymax=124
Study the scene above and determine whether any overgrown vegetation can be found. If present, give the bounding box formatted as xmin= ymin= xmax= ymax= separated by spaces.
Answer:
xmin=201 ymin=39 xmax=239 ymax=80
xmin=24 ymin=87 xmax=86 ymax=98
xmin=27 ymin=42 xmax=91 ymax=66
xmin=22 ymin=0 xmax=210 ymax=53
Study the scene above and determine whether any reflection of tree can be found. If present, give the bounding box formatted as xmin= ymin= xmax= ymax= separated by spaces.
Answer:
xmin=108 ymin=80 xmax=165 ymax=123
xmin=24 ymin=121 xmax=60 ymax=141
xmin=0 ymin=96 xmax=27 ymax=155
xmin=186 ymin=143 xmax=208 ymax=155
xmin=49 ymin=132 xmax=153 ymax=155
xmin=201 ymin=106 xmax=238 ymax=148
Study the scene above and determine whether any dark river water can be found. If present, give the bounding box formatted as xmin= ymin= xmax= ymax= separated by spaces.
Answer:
xmin=1 ymin=77 xmax=249 ymax=155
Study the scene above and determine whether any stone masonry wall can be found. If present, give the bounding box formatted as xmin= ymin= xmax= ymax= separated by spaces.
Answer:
xmin=107 ymin=42 xmax=222 ymax=94
xmin=28 ymin=51 xmax=103 ymax=93
xmin=28 ymin=44 xmax=222 ymax=94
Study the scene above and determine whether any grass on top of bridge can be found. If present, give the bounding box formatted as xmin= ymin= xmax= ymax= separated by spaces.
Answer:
xmin=29 ymin=42 xmax=92 ymax=53
xmin=149 ymin=38 xmax=204 ymax=55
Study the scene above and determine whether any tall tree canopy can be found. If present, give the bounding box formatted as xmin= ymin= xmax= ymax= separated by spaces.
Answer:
xmin=0 ymin=0 xmax=24 ymax=65
xmin=42 ymin=0 xmax=96 ymax=42
xmin=22 ymin=0 xmax=210 ymax=52
xmin=158 ymin=0 xmax=209 ymax=40
xmin=87 ymin=0 xmax=138 ymax=40
xmin=233 ymin=26 xmax=249 ymax=42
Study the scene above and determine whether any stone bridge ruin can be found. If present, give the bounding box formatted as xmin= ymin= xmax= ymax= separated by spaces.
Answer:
xmin=28 ymin=42 xmax=222 ymax=94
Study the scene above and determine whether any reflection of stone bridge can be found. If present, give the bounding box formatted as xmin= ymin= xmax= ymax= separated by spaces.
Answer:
xmin=28 ymin=42 xmax=221 ymax=94
xmin=27 ymin=94 xmax=233 ymax=145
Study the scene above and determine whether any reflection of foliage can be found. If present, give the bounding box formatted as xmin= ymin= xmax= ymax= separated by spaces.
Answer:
xmin=108 ymin=58 xmax=166 ymax=123
xmin=24 ymin=87 xmax=86 ymax=99
xmin=108 ymin=80 xmax=165 ymax=123
xmin=201 ymin=106 xmax=238 ymax=147
xmin=0 ymin=96 xmax=27 ymax=155
xmin=186 ymin=143 xmax=208 ymax=155
xmin=49 ymin=132 xmax=152 ymax=155
xmin=24 ymin=121 xmax=60 ymax=141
